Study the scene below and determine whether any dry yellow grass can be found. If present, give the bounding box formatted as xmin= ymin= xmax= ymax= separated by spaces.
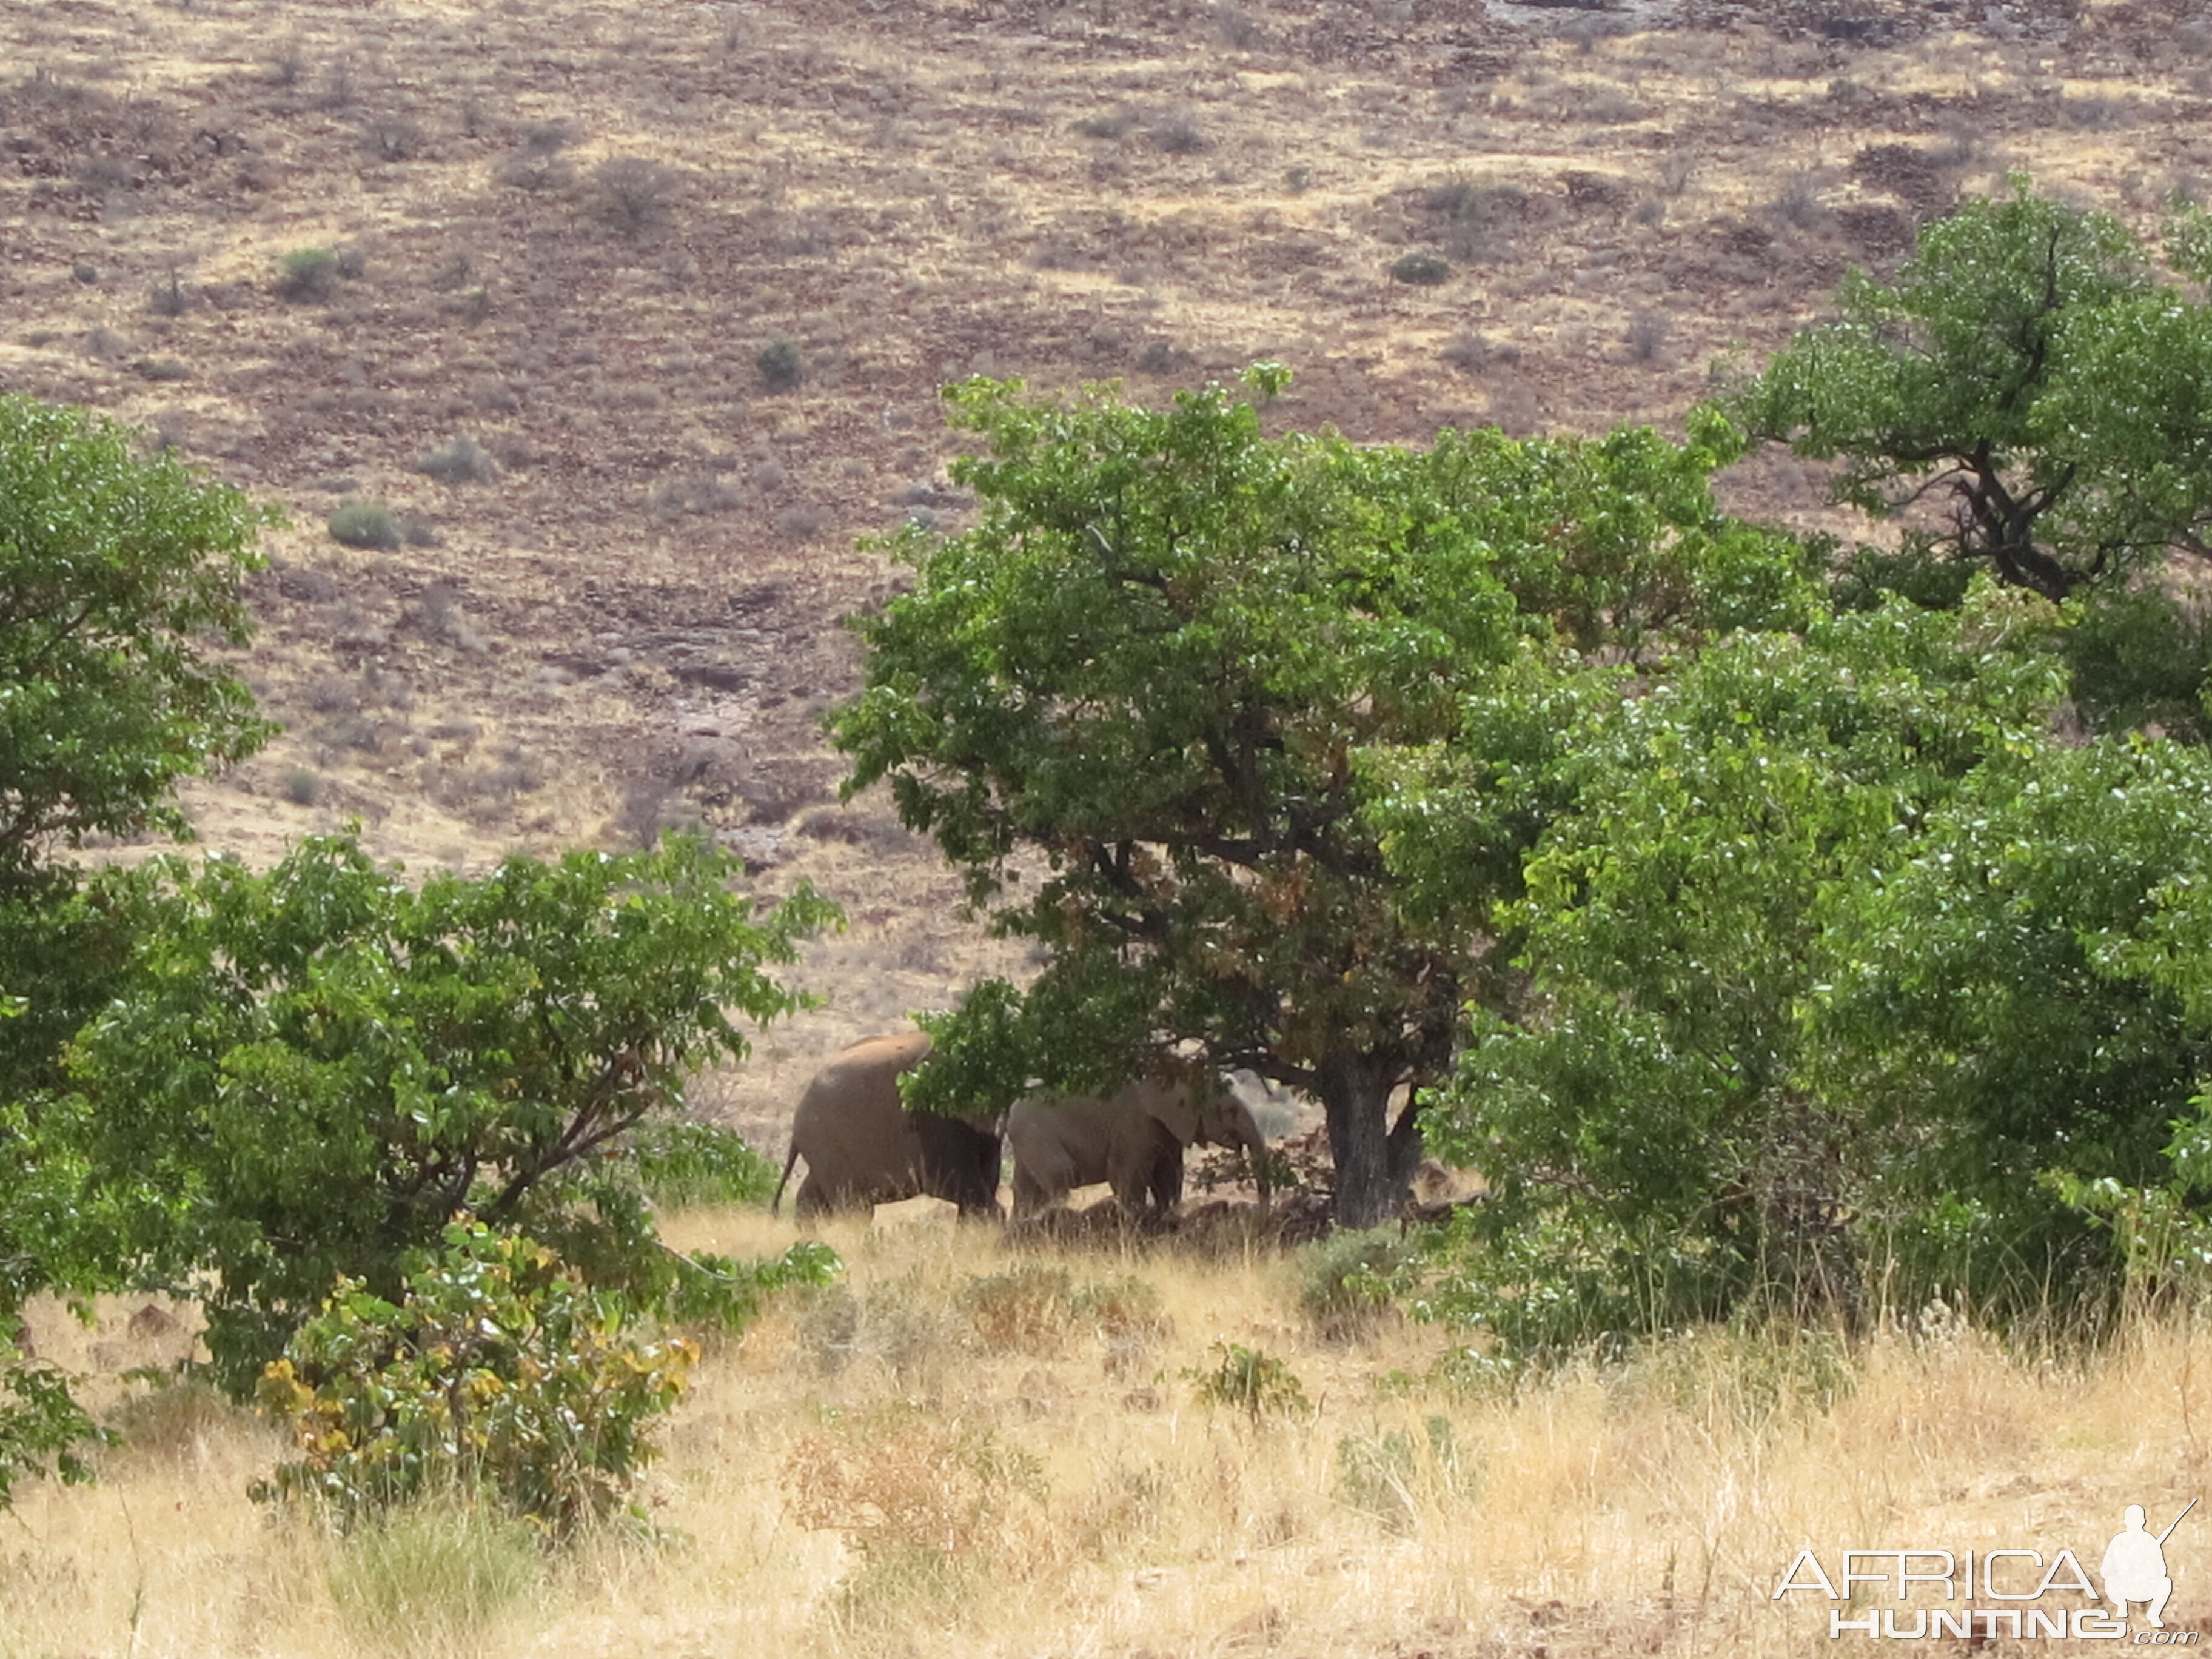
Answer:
xmin=8 ymin=1208 xmax=2210 ymax=1658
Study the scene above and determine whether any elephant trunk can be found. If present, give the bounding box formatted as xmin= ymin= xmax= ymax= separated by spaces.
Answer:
xmin=1245 ymin=1122 xmax=1272 ymax=1213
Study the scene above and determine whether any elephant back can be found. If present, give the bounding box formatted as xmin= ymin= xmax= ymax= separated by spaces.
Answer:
xmin=790 ymin=1032 xmax=933 ymax=1198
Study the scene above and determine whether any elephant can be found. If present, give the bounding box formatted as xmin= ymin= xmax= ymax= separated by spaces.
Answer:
xmin=772 ymin=1031 xmax=1004 ymax=1220
xmin=1007 ymin=1071 xmax=1272 ymax=1220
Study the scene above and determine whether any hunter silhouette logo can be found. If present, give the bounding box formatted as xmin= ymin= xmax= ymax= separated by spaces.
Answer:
xmin=2103 ymin=1501 xmax=2193 ymax=1631
xmin=1774 ymin=1498 xmax=2200 ymax=1641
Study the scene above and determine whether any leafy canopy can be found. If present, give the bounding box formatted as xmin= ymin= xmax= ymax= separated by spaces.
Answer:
xmin=834 ymin=366 xmax=1812 ymax=1225
xmin=0 ymin=394 xmax=274 ymax=1503
xmin=1809 ymin=734 xmax=2212 ymax=1312
xmin=1382 ymin=583 xmax=2074 ymax=1349
xmin=0 ymin=395 xmax=275 ymax=886
xmin=1726 ymin=181 xmax=2212 ymax=604
xmin=60 ymin=834 xmax=837 ymax=1395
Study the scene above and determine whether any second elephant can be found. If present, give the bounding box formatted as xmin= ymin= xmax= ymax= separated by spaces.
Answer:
xmin=1008 ymin=1074 xmax=1272 ymax=1219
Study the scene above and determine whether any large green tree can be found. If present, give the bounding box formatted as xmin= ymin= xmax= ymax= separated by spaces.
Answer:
xmin=0 ymin=396 xmax=273 ymax=887
xmin=58 ymin=834 xmax=836 ymax=1395
xmin=1377 ymin=568 xmax=2212 ymax=1349
xmin=1809 ymin=733 xmax=2212 ymax=1316
xmin=0 ymin=395 xmax=274 ymax=1113
xmin=1727 ymin=183 xmax=2212 ymax=606
xmin=0 ymin=395 xmax=272 ymax=1500
xmin=1374 ymin=584 xmax=2071 ymax=1346
xmin=834 ymin=368 xmax=1808 ymax=1226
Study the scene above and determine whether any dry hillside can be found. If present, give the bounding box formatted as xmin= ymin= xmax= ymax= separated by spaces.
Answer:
xmin=2 ymin=0 xmax=2207 ymax=1117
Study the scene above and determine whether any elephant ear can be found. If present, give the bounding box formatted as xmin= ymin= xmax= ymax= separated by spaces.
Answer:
xmin=1136 ymin=1076 xmax=1201 ymax=1145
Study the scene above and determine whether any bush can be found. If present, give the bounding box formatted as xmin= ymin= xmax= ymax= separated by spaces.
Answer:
xmin=1439 ymin=330 xmax=1517 ymax=375
xmin=497 ymin=150 xmax=572 ymax=193
xmin=328 ymin=498 xmax=401 ymax=549
xmin=625 ymin=1118 xmax=779 ymax=1210
xmin=283 ymin=767 xmax=322 ymax=806
xmin=148 ymin=267 xmax=189 ymax=317
xmin=648 ymin=472 xmax=740 ymax=517
xmin=412 ymin=437 xmax=497 ymax=486
xmin=64 ymin=834 xmax=838 ymax=1396
xmin=1421 ymin=173 xmax=1516 ymax=261
xmin=1073 ymin=109 xmax=1136 ymax=141
xmin=0 ymin=1349 xmax=108 ymax=1510
xmin=1069 ymin=1275 xmax=1167 ymax=1344
xmin=588 ymin=158 xmax=680 ymax=238
xmin=756 ymin=338 xmax=803 ymax=390
xmin=276 ymin=246 xmax=340 ymax=303
xmin=363 ymin=116 xmax=424 ymax=163
xmin=1299 ymin=1230 xmax=1412 ymax=1342
xmin=1389 ymin=253 xmax=1452 ymax=286
xmin=1768 ymin=170 xmax=1826 ymax=230
xmin=521 ymin=119 xmax=581 ymax=156
xmin=775 ymin=504 xmax=826 ymax=541
xmin=1150 ymin=111 xmax=1208 ymax=155
xmin=1626 ymin=308 xmax=1670 ymax=363
xmin=255 ymin=1218 xmax=699 ymax=1538
xmin=660 ymin=1240 xmax=840 ymax=1330
xmin=0 ymin=395 xmax=271 ymax=883
xmin=1186 ymin=1341 xmax=1310 ymax=1422
xmin=1215 ymin=4 xmax=1263 ymax=48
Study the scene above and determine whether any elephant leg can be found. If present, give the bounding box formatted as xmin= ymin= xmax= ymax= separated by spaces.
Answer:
xmin=1011 ymin=1118 xmax=1081 ymax=1216
xmin=1146 ymin=1138 xmax=1185 ymax=1214
xmin=1111 ymin=1115 xmax=1182 ymax=1215
xmin=1013 ymin=1161 xmax=1052 ymax=1219
xmin=914 ymin=1114 xmax=1003 ymax=1216
xmin=794 ymin=1173 xmax=834 ymax=1220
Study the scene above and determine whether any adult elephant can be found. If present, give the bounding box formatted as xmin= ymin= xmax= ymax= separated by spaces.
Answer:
xmin=1008 ymin=1072 xmax=1272 ymax=1220
xmin=773 ymin=1031 xmax=1004 ymax=1220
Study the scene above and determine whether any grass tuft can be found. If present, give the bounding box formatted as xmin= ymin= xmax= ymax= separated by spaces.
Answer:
xmin=327 ymin=1497 xmax=545 ymax=1651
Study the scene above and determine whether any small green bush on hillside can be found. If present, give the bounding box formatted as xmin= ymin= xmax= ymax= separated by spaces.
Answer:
xmin=1389 ymin=252 xmax=1452 ymax=285
xmin=756 ymin=338 xmax=803 ymax=390
xmin=327 ymin=498 xmax=401 ymax=549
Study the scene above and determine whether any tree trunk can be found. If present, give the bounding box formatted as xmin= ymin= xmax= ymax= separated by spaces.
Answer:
xmin=1316 ymin=1051 xmax=1423 ymax=1228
